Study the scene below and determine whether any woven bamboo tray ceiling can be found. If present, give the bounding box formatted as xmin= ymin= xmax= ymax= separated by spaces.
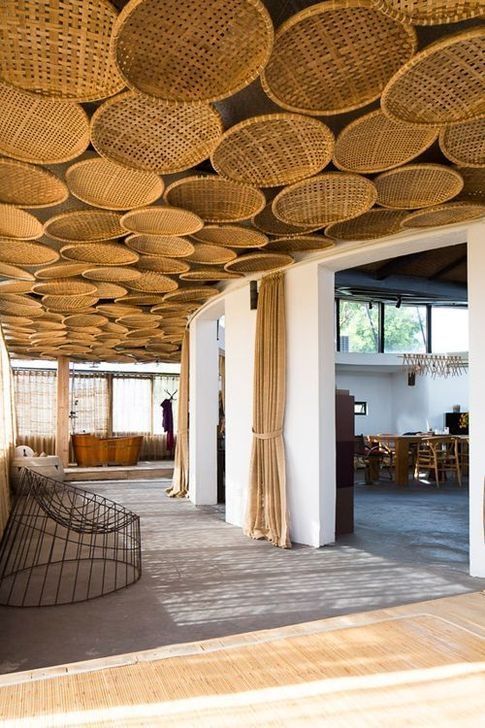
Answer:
xmin=0 ymin=0 xmax=483 ymax=363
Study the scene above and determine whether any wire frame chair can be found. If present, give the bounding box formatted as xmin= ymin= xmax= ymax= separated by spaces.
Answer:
xmin=0 ymin=468 xmax=141 ymax=607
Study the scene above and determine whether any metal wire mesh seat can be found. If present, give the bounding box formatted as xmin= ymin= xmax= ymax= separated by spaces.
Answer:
xmin=0 ymin=468 xmax=141 ymax=607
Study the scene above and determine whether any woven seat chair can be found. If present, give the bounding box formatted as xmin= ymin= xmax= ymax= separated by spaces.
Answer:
xmin=414 ymin=437 xmax=462 ymax=487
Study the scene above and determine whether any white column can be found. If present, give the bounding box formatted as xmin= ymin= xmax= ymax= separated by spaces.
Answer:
xmin=188 ymin=317 xmax=219 ymax=505
xmin=467 ymin=222 xmax=485 ymax=577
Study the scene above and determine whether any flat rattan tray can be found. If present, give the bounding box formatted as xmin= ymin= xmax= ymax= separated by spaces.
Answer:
xmin=125 ymin=234 xmax=195 ymax=258
xmin=82 ymin=267 xmax=143 ymax=282
xmin=187 ymin=243 xmax=237 ymax=266
xmin=35 ymin=262 xmax=100 ymax=280
xmin=180 ymin=268 xmax=242 ymax=281
xmin=0 ymin=159 xmax=68 ymax=208
xmin=44 ymin=210 xmax=125 ymax=243
xmin=163 ymin=287 xmax=219 ymax=303
xmin=121 ymin=207 xmax=203 ymax=237
xmin=0 ymin=239 xmax=59 ymax=265
xmin=124 ymin=272 xmax=179 ymax=294
xmin=0 ymin=206 xmax=43 ymax=239
xmin=375 ymin=164 xmax=463 ymax=209
xmin=401 ymin=203 xmax=485 ymax=229
xmin=192 ymin=225 xmax=268 ymax=249
xmin=265 ymin=235 xmax=334 ymax=252
xmin=455 ymin=168 xmax=485 ymax=204
xmin=164 ymin=176 xmax=265 ymax=222
xmin=326 ymin=209 xmax=409 ymax=240
xmin=42 ymin=294 xmax=100 ymax=312
xmin=32 ymin=279 xmax=98 ymax=297
xmin=369 ymin=0 xmax=485 ymax=25
xmin=61 ymin=243 xmax=139 ymax=266
xmin=252 ymin=203 xmax=321 ymax=237
xmin=439 ymin=118 xmax=485 ymax=168
xmin=137 ymin=257 xmax=190 ymax=275
xmin=225 ymin=252 xmax=294 ymax=274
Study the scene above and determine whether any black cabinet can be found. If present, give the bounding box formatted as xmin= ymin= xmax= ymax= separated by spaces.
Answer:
xmin=335 ymin=389 xmax=355 ymax=537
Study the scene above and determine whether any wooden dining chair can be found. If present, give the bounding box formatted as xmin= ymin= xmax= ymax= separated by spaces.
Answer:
xmin=414 ymin=436 xmax=462 ymax=487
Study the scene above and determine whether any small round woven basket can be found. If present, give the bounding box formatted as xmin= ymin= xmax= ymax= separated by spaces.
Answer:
xmin=0 ymin=315 xmax=34 ymax=327
xmin=61 ymin=243 xmax=139 ymax=266
xmin=382 ymin=27 xmax=485 ymax=126
xmin=145 ymin=342 xmax=179 ymax=355
xmin=401 ymin=203 xmax=485 ymax=229
xmin=440 ymin=118 xmax=485 ymax=168
xmin=333 ymin=110 xmax=439 ymax=174
xmin=272 ymin=173 xmax=377 ymax=226
xmin=0 ymin=0 xmax=124 ymax=102
xmin=192 ymin=225 xmax=268 ymax=249
xmin=112 ymin=0 xmax=273 ymax=103
xmin=44 ymin=210 xmax=125 ymax=243
xmin=125 ymin=234 xmax=195 ymax=258
xmin=326 ymin=209 xmax=409 ymax=240
xmin=265 ymin=235 xmax=335 ymax=252
xmin=82 ymin=266 xmax=142 ymax=283
xmin=124 ymin=272 xmax=179 ymax=294
xmin=32 ymin=279 xmax=98 ymax=297
xmin=224 ymin=252 xmax=294 ymax=274
xmin=180 ymin=268 xmax=242 ymax=282
xmin=97 ymin=303 xmax=143 ymax=318
xmin=42 ymin=294 xmax=100 ymax=312
xmin=103 ymin=321 xmax=129 ymax=334
xmin=455 ymin=167 xmax=485 ymax=204
xmin=151 ymin=302 xmax=199 ymax=315
xmin=137 ymin=257 xmax=190 ymax=275
xmin=0 ymin=263 xmax=34 ymax=281
xmin=375 ymin=164 xmax=464 ymax=209
xmin=35 ymin=262 xmax=96 ymax=280
xmin=0 ymin=159 xmax=68 ymax=208
xmin=121 ymin=207 xmax=203 ymax=236
xmin=0 ymin=293 xmax=42 ymax=309
xmin=212 ymin=113 xmax=334 ymax=187
xmin=117 ymin=313 xmax=160 ymax=329
xmin=261 ymin=0 xmax=416 ymax=115
xmin=0 ymin=83 xmax=90 ymax=164
xmin=252 ymin=203 xmax=321 ymax=237
xmin=123 ymin=328 xmax=160 ymax=340
xmin=369 ymin=0 xmax=485 ymax=25
xmin=91 ymin=91 xmax=223 ymax=174
xmin=94 ymin=282 xmax=129 ymax=299
xmin=164 ymin=176 xmax=266 ymax=223
xmin=0 ymin=280 xmax=33 ymax=294
xmin=0 ymin=206 xmax=43 ymax=239
xmin=115 ymin=294 xmax=166 ymax=306
xmin=0 ymin=239 xmax=59 ymax=265
xmin=187 ymin=243 xmax=237 ymax=266
xmin=66 ymin=157 xmax=164 ymax=210
xmin=32 ymin=320 xmax=65 ymax=331
xmin=163 ymin=287 xmax=219 ymax=303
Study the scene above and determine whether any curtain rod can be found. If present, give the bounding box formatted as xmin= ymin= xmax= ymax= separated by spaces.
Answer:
xmin=12 ymin=367 xmax=179 ymax=380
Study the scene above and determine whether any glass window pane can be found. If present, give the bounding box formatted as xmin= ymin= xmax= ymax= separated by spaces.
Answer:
xmin=339 ymin=300 xmax=379 ymax=353
xmin=152 ymin=375 xmax=179 ymax=434
xmin=432 ymin=307 xmax=468 ymax=353
xmin=384 ymin=304 xmax=427 ymax=353
xmin=71 ymin=375 xmax=109 ymax=436
xmin=112 ymin=377 xmax=151 ymax=433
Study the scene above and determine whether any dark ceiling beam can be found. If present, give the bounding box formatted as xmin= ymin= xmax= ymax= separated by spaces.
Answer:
xmin=373 ymin=252 xmax=432 ymax=280
xmin=430 ymin=254 xmax=467 ymax=280
xmin=335 ymin=270 xmax=467 ymax=302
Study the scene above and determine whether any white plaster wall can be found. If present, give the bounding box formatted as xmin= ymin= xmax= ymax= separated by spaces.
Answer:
xmin=335 ymin=371 xmax=393 ymax=435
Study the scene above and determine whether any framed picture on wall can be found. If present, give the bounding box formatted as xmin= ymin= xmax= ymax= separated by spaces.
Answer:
xmin=354 ymin=401 xmax=367 ymax=416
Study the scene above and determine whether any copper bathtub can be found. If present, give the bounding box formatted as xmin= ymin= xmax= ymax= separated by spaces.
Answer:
xmin=71 ymin=434 xmax=144 ymax=467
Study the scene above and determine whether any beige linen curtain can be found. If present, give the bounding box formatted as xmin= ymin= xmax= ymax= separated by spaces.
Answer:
xmin=167 ymin=329 xmax=189 ymax=497
xmin=245 ymin=273 xmax=290 ymax=548
xmin=0 ymin=330 xmax=16 ymax=537
xmin=13 ymin=369 xmax=56 ymax=455
xmin=71 ymin=373 xmax=109 ymax=437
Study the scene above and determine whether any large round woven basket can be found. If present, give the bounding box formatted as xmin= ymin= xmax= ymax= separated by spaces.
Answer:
xmin=91 ymin=91 xmax=223 ymax=174
xmin=164 ymin=176 xmax=265 ymax=222
xmin=32 ymin=279 xmax=98 ymax=297
xmin=333 ymin=110 xmax=439 ymax=174
xmin=121 ymin=207 xmax=203 ymax=237
xmin=82 ymin=266 xmax=142 ymax=282
xmin=42 ymin=294 xmax=99 ymax=312
xmin=145 ymin=342 xmax=180 ymax=355
xmin=65 ymin=314 xmax=109 ymax=328
xmin=261 ymin=0 xmax=416 ymax=115
xmin=455 ymin=168 xmax=485 ymax=204
xmin=382 ymin=27 xmax=485 ymax=126
xmin=93 ymin=282 xmax=129 ymax=299
xmin=0 ymin=262 xmax=34 ymax=281
xmin=0 ymin=280 xmax=33 ymax=294
xmin=180 ymin=268 xmax=242 ymax=282
xmin=265 ymin=235 xmax=335 ymax=252
xmin=326 ymin=209 xmax=409 ymax=240
xmin=252 ymin=203 xmax=321 ymax=237
xmin=117 ymin=314 xmax=160 ymax=329
xmin=211 ymin=113 xmax=334 ymax=187
xmin=192 ymin=225 xmax=268 ymax=249
xmin=0 ymin=159 xmax=68 ymax=208
xmin=163 ymin=287 xmax=219 ymax=303
xmin=44 ymin=210 xmax=125 ymax=243
xmin=0 ymin=206 xmax=43 ymax=239
xmin=225 ymin=252 xmax=294 ymax=274
xmin=0 ymin=84 xmax=89 ymax=164
xmin=115 ymin=294 xmax=166 ymax=306
xmin=112 ymin=0 xmax=273 ymax=103
xmin=440 ymin=118 xmax=485 ymax=168
xmin=35 ymin=262 xmax=96 ymax=280
xmin=61 ymin=243 xmax=139 ymax=266
xmin=0 ymin=239 xmax=59 ymax=265
xmin=401 ymin=203 xmax=485 ymax=229
xmin=0 ymin=0 xmax=124 ymax=102
xmin=66 ymin=157 xmax=164 ymax=210
xmin=125 ymin=234 xmax=195 ymax=258
xmin=0 ymin=293 xmax=42 ymax=309
xmin=0 ymin=315 xmax=35 ymax=327
xmin=375 ymin=164 xmax=463 ymax=209
xmin=124 ymin=272 xmax=179 ymax=294
xmin=97 ymin=303 xmax=143 ymax=318
xmin=187 ymin=243 xmax=237 ymax=266
xmin=369 ymin=0 xmax=485 ymax=25
xmin=272 ymin=173 xmax=377 ymax=227
xmin=137 ymin=257 xmax=190 ymax=275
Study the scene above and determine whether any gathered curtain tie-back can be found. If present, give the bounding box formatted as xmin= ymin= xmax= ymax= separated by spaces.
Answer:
xmin=252 ymin=429 xmax=282 ymax=440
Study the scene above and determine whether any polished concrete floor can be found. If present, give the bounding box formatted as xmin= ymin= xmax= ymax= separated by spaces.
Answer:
xmin=0 ymin=478 xmax=483 ymax=674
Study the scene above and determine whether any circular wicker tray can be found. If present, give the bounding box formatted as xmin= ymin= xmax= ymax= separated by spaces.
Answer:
xmin=125 ymin=234 xmax=195 ymax=258
xmin=382 ymin=27 xmax=485 ymax=126
xmin=401 ymin=203 xmax=485 ymax=229
xmin=252 ymin=203 xmax=321 ymax=237
xmin=42 ymin=294 xmax=100 ymax=312
xmin=44 ymin=210 xmax=125 ymax=243
xmin=0 ymin=206 xmax=43 ymax=239
xmin=35 ymin=262 xmax=95 ymax=280
xmin=163 ymin=287 xmax=218 ymax=303
xmin=180 ymin=268 xmax=242 ymax=282
xmin=66 ymin=157 xmax=164 ymax=210
xmin=91 ymin=91 xmax=223 ymax=174
xmin=192 ymin=225 xmax=267 ymax=249
xmin=187 ymin=243 xmax=237 ymax=266
xmin=164 ymin=176 xmax=265 ymax=223
xmin=121 ymin=207 xmax=203 ymax=236
xmin=0 ymin=280 xmax=33 ymax=294
xmin=0 ymin=0 xmax=123 ymax=102
xmin=112 ymin=0 xmax=273 ymax=103
xmin=115 ymin=294 xmax=166 ymax=306
xmin=151 ymin=302 xmax=199 ymax=315
xmin=224 ymin=252 xmax=294 ymax=274
xmin=455 ymin=167 xmax=485 ymax=204
xmin=124 ymin=272 xmax=179 ymax=294
xmin=212 ymin=113 xmax=334 ymax=187
xmin=32 ymin=279 xmax=98 ymax=297
xmin=0 ymin=159 xmax=68 ymax=208
xmin=94 ymin=282 xmax=129 ymax=299
xmin=0 ymin=238 xmax=59 ymax=265
xmin=261 ymin=0 xmax=416 ymax=115
xmin=33 ymin=320 xmax=65 ymax=331
xmin=265 ymin=235 xmax=335 ymax=252
xmin=96 ymin=303 xmax=143 ymax=318
xmin=272 ymin=173 xmax=377 ymax=227
xmin=0 ymin=293 xmax=41 ymax=309
xmin=0 ymin=263 xmax=34 ymax=281
xmin=61 ymin=243 xmax=139 ymax=266
xmin=117 ymin=314 xmax=160 ymax=329
xmin=0 ymin=315 xmax=34 ymax=327
xmin=333 ymin=110 xmax=439 ymax=174
xmin=440 ymin=118 xmax=485 ymax=168
xmin=137 ymin=257 xmax=190 ymax=275
xmin=375 ymin=164 xmax=464 ymax=209
xmin=82 ymin=267 xmax=142 ymax=283
xmin=123 ymin=329 xmax=160 ymax=341
xmin=145 ymin=342 xmax=180 ymax=355
xmin=326 ymin=209 xmax=409 ymax=240
xmin=369 ymin=0 xmax=485 ymax=25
